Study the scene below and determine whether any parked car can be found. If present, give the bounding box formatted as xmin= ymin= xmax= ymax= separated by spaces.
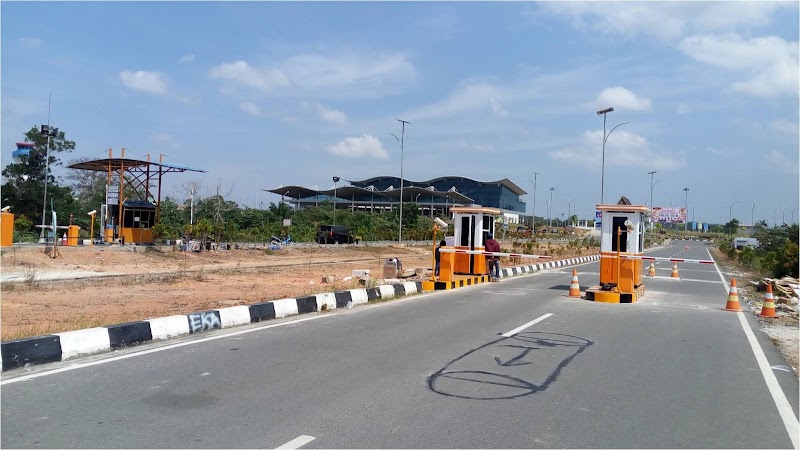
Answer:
xmin=316 ymin=225 xmax=354 ymax=244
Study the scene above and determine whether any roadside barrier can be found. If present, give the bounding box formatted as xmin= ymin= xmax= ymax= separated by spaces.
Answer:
xmin=759 ymin=284 xmax=776 ymax=318
xmin=438 ymin=248 xmax=553 ymax=260
xmin=724 ymin=278 xmax=742 ymax=312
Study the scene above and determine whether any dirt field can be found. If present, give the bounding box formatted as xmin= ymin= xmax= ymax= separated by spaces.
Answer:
xmin=0 ymin=242 xmax=596 ymax=340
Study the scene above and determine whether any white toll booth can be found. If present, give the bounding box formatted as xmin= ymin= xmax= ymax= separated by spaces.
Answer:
xmin=450 ymin=206 xmax=501 ymax=275
xmin=585 ymin=199 xmax=649 ymax=303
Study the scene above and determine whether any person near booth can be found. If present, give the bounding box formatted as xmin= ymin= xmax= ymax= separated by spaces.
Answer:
xmin=485 ymin=232 xmax=501 ymax=282
xmin=434 ymin=240 xmax=446 ymax=276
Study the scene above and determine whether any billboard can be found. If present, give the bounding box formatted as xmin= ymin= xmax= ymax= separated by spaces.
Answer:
xmin=652 ymin=207 xmax=686 ymax=224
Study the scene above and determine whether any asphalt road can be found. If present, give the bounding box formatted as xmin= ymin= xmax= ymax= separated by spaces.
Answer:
xmin=2 ymin=241 xmax=798 ymax=448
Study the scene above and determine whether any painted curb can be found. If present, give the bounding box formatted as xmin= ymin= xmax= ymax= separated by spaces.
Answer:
xmin=1 ymin=254 xmax=599 ymax=371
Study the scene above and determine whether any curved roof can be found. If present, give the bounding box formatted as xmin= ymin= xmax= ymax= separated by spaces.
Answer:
xmin=350 ymin=176 xmax=527 ymax=195
xmin=68 ymin=157 xmax=205 ymax=173
xmin=264 ymin=184 xmax=473 ymax=203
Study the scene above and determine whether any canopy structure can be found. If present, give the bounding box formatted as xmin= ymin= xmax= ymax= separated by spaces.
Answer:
xmin=68 ymin=149 xmax=206 ymax=243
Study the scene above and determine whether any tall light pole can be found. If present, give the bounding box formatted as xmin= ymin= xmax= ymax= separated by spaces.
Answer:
xmin=332 ymin=176 xmax=340 ymax=225
xmin=683 ymin=188 xmax=690 ymax=232
xmin=781 ymin=203 xmax=785 ymax=225
xmin=751 ymin=203 xmax=756 ymax=226
xmin=596 ymin=107 xmax=628 ymax=204
xmin=723 ymin=200 xmax=742 ymax=234
xmin=529 ymin=171 xmax=539 ymax=235
xmin=388 ymin=119 xmax=410 ymax=243
xmin=39 ymin=124 xmax=59 ymax=241
xmin=549 ymin=187 xmax=555 ymax=228
xmin=561 ymin=197 xmax=576 ymax=225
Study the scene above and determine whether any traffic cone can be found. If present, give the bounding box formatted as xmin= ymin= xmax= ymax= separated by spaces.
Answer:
xmin=568 ymin=268 xmax=581 ymax=298
xmin=648 ymin=261 xmax=656 ymax=277
xmin=759 ymin=283 xmax=776 ymax=318
xmin=670 ymin=262 xmax=680 ymax=278
xmin=723 ymin=278 xmax=742 ymax=312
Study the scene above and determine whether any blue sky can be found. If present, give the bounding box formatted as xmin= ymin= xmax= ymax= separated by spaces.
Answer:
xmin=2 ymin=1 xmax=798 ymax=226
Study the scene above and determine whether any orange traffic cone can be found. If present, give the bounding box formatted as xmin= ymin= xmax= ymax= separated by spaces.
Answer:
xmin=670 ymin=262 xmax=680 ymax=278
xmin=568 ymin=268 xmax=581 ymax=298
xmin=724 ymin=278 xmax=742 ymax=312
xmin=759 ymin=283 xmax=776 ymax=318
xmin=648 ymin=261 xmax=656 ymax=277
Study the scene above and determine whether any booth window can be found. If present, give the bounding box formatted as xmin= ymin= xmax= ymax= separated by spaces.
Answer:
xmin=460 ymin=216 xmax=471 ymax=247
xmin=611 ymin=216 xmax=628 ymax=252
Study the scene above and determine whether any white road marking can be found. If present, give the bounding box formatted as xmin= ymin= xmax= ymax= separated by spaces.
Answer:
xmin=276 ymin=435 xmax=315 ymax=449
xmin=501 ymin=313 xmax=553 ymax=337
xmin=708 ymin=249 xmax=799 ymax=449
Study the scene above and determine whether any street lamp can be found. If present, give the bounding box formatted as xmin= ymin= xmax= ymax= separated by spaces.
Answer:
xmin=529 ymin=171 xmax=540 ymax=235
xmin=723 ymin=200 xmax=742 ymax=234
xmin=561 ymin=197 xmax=576 ymax=226
xmin=549 ymin=187 xmax=555 ymax=228
xmin=683 ymin=188 xmax=689 ymax=232
xmin=751 ymin=203 xmax=756 ymax=227
xmin=38 ymin=124 xmax=60 ymax=241
xmin=332 ymin=176 xmax=340 ymax=225
xmin=596 ymin=107 xmax=628 ymax=204
xmin=388 ymin=119 xmax=411 ymax=243
xmin=781 ymin=203 xmax=785 ymax=225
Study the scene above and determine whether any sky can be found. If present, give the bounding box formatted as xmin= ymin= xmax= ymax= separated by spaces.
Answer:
xmin=2 ymin=1 xmax=798 ymax=226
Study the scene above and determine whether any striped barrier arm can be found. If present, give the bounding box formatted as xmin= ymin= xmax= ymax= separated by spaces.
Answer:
xmin=438 ymin=248 xmax=553 ymax=260
xmin=599 ymin=254 xmax=715 ymax=264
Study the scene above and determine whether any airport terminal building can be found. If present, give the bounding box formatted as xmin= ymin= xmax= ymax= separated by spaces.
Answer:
xmin=266 ymin=176 xmax=528 ymax=223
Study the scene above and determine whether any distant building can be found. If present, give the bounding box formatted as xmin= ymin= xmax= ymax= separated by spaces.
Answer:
xmin=265 ymin=176 xmax=527 ymax=222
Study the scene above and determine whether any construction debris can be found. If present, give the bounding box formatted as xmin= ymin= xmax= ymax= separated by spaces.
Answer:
xmin=757 ymin=276 xmax=799 ymax=306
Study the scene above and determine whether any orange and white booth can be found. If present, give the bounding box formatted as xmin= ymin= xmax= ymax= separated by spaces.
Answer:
xmin=450 ymin=206 xmax=500 ymax=276
xmin=585 ymin=201 xmax=649 ymax=303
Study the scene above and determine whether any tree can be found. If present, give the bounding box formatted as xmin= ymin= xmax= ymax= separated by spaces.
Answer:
xmin=724 ymin=218 xmax=740 ymax=235
xmin=2 ymin=126 xmax=76 ymax=231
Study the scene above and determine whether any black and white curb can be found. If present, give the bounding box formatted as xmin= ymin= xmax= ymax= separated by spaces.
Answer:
xmin=0 ymin=281 xmax=423 ymax=371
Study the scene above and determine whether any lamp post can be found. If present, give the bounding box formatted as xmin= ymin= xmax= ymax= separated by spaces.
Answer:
xmin=388 ymin=119 xmax=410 ymax=243
xmin=38 ymin=124 xmax=59 ymax=241
xmin=751 ymin=203 xmax=756 ymax=226
xmin=781 ymin=203 xmax=785 ymax=225
xmin=723 ymin=200 xmax=742 ymax=234
xmin=683 ymin=188 xmax=690 ymax=232
xmin=561 ymin=197 xmax=576 ymax=226
xmin=596 ymin=107 xmax=628 ymax=204
xmin=528 ymin=171 xmax=539 ymax=235
xmin=332 ymin=176 xmax=340 ymax=225
xmin=549 ymin=187 xmax=555 ymax=228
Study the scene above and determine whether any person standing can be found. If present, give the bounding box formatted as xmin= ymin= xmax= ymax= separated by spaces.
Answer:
xmin=485 ymin=232 xmax=501 ymax=282
xmin=434 ymin=240 xmax=446 ymax=276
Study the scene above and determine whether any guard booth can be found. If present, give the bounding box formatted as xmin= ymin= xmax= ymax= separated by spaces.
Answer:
xmin=585 ymin=197 xmax=649 ymax=303
xmin=116 ymin=200 xmax=156 ymax=244
xmin=451 ymin=206 xmax=500 ymax=275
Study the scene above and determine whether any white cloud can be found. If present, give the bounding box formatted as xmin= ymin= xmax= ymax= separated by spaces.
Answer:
xmin=327 ymin=134 xmax=389 ymax=159
xmin=548 ymin=129 xmax=684 ymax=170
xmin=538 ymin=2 xmax=789 ymax=42
xmin=764 ymin=150 xmax=799 ymax=174
xmin=302 ymin=102 xmax=347 ymax=125
xmin=209 ymin=60 xmax=290 ymax=91
xmin=179 ymin=54 xmax=195 ymax=64
xmin=210 ymin=51 xmax=415 ymax=99
xmin=119 ymin=70 xmax=168 ymax=95
xmin=772 ymin=119 xmax=799 ymax=135
xmin=678 ymin=34 xmax=799 ymax=98
xmin=455 ymin=140 xmax=495 ymax=153
xmin=407 ymin=81 xmax=505 ymax=120
xmin=240 ymin=102 xmax=261 ymax=116
xmin=19 ymin=37 xmax=43 ymax=49
xmin=149 ymin=132 xmax=180 ymax=149
xmin=490 ymin=97 xmax=509 ymax=117
xmin=595 ymin=87 xmax=652 ymax=112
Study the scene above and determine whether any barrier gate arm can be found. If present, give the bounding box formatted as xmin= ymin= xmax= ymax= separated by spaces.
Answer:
xmin=438 ymin=248 xmax=554 ymax=260
xmin=600 ymin=254 xmax=715 ymax=265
